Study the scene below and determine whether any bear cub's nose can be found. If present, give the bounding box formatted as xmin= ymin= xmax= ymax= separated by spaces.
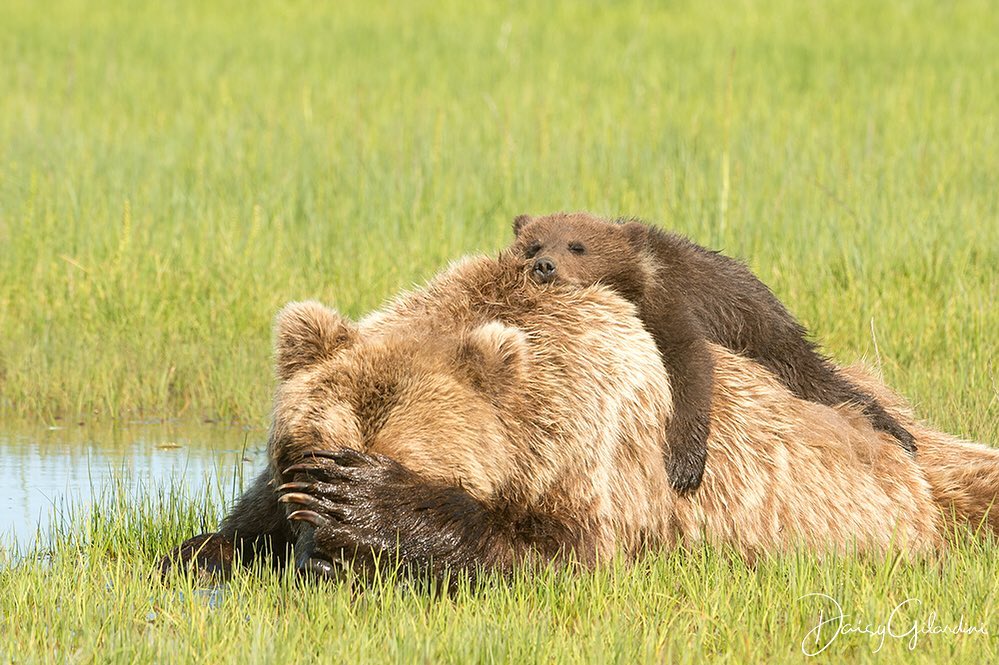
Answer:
xmin=533 ymin=257 xmax=557 ymax=282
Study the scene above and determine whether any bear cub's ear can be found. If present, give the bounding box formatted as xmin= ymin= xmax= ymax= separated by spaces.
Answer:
xmin=274 ymin=301 xmax=358 ymax=380
xmin=512 ymin=214 xmax=533 ymax=237
xmin=457 ymin=321 xmax=529 ymax=394
xmin=619 ymin=221 xmax=650 ymax=249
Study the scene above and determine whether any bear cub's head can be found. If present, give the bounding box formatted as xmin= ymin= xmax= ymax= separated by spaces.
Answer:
xmin=511 ymin=212 xmax=649 ymax=302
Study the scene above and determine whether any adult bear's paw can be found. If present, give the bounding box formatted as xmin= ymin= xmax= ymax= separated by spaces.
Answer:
xmin=279 ymin=448 xmax=417 ymax=578
xmin=159 ymin=532 xmax=236 ymax=582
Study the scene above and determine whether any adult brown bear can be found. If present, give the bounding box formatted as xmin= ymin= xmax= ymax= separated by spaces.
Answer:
xmin=162 ymin=253 xmax=999 ymax=583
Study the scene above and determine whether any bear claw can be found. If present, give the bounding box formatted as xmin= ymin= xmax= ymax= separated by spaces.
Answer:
xmin=283 ymin=462 xmax=322 ymax=475
xmin=278 ymin=492 xmax=324 ymax=511
xmin=288 ymin=510 xmax=328 ymax=527
xmin=276 ymin=481 xmax=312 ymax=493
xmin=284 ymin=449 xmax=371 ymax=477
xmin=303 ymin=449 xmax=342 ymax=460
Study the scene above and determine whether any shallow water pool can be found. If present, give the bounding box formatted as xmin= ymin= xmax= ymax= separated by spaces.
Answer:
xmin=0 ymin=420 xmax=266 ymax=550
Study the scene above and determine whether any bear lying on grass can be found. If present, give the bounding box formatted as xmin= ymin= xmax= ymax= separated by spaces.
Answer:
xmin=162 ymin=253 xmax=999 ymax=584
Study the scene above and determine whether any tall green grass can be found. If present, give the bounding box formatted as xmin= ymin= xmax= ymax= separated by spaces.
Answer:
xmin=2 ymin=479 xmax=998 ymax=664
xmin=0 ymin=0 xmax=995 ymax=441
xmin=0 ymin=4 xmax=997 ymax=661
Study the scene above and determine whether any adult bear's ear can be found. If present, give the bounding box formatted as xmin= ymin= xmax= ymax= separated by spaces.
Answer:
xmin=274 ymin=301 xmax=358 ymax=380
xmin=512 ymin=214 xmax=533 ymax=237
xmin=456 ymin=321 xmax=529 ymax=394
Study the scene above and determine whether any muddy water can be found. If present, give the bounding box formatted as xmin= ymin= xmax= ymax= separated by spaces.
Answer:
xmin=0 ymin=421 xmax=267 ymax=549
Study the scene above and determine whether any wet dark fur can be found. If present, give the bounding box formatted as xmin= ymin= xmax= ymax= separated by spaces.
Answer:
xmin=279 ymin=448 xmax=582 ymax=584
xmin=161 ymin=450 xmax=581 ymax=588
xmin=512 ymin=212 xmax=916 ymax=493
xmin=160 ymin=467 xmax=293 ymax=579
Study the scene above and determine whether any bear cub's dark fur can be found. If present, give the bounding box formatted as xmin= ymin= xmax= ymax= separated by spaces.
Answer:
xmin=511 ymin=212 xmax=916 ymax=493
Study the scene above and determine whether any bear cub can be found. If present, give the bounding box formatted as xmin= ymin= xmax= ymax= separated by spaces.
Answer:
xmin=511 ymin=212 xmax=916 ymax=493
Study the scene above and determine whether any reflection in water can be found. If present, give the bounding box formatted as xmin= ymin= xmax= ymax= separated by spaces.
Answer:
xmin=0 ymin=421 xmax=267 ymax=549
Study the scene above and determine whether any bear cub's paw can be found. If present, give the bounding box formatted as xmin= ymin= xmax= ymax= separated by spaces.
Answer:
xmin=869 ymin=410 xmax=918 ymax=456
xmin=666 ymin=447 xmax=708 ymax=495
xmin=664 ymin=414 xmax=710 ymax=495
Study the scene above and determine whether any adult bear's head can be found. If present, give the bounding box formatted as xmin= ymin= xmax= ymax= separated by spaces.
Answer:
xmin=267 ymin=300 xmax=530 ymax=499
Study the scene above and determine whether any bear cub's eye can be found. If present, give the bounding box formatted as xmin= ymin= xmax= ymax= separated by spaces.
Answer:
xmin=568 ymin=242 xmax=586 ymax=255
xmin=524 ymin=242 xmax=542 ymax=259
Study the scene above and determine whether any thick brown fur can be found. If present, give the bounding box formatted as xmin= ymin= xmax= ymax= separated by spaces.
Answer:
xmin=161 ymin=254 xmax=995 ymax=586
xmin=510 ymin=211 xmax=916 ymax=493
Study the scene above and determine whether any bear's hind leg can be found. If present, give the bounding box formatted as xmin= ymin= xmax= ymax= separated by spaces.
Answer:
xmin=749 ymin=335 xmax=916 ymax=456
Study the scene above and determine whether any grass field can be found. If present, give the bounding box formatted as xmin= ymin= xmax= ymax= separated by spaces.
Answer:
xmin=1 ymin=0 xmax=997 ymax=662
xmin=1 ymin=478 xmax=998 ymax=664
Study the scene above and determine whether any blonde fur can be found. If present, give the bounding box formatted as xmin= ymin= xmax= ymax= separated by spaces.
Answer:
xmin=269 ymin=252 xmax=995 ymax=564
